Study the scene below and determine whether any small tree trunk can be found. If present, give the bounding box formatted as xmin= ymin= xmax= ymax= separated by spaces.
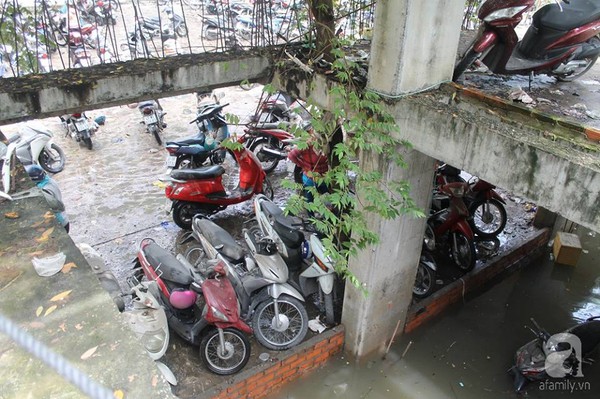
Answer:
xmin=307 ymin=0 xmax=336 ymax=61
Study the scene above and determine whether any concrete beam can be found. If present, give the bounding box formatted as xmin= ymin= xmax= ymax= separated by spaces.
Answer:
xmin=274 ymin=71 xmax=600 ymax=233
xmin=0 ymin=51 xmax=272 ymax=125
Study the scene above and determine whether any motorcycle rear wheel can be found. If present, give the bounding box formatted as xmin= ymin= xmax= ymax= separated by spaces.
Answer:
xmin=412 ymin=252 xmax=436 ymax=298
xmin=450 ymin=232 xmax=476 ymax=272
xmin=200 ymin=328 xmax=250 ymax=375
xmin=262 ymin=177 xmax=274 ymax=200
xmin=469 ymin=198 xmax=507 ymax=238
xmin=253 ymin=295 xmax=308 ymax=350
xmin=555 ymin=36 xmax=599 ymax=82
xmin=324 ymin=290 xmax=335 ymax=325
xmin=83 ymin=137 xmax=93 ymax=150
xmin=150 ymin=126 xmax=162 ymax=145
xmin=250 ymin=137 xmax=280 ymax=173
xmin=38 ymin=143 xmax=66 ymax=173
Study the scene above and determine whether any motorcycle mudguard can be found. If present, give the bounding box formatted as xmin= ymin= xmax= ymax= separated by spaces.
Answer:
xmin=451 ymin=219 xmax=475 ymax=240
xmin=267 ymin=283 xmax=304 ymax=302
xmin=473 ymin=30 xmax=498 ymax=53
xmin=317 ymin=274 xmax=335 ymax=295
xmin=508 ymin=366 xmax=528 ymax=392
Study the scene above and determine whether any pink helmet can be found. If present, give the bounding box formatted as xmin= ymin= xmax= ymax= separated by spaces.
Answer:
xmin=169 ymin=289 xmax=197 ymax=309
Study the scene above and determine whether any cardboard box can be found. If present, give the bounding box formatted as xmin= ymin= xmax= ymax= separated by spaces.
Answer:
xmin=553 ymin=232 xmax=582 ymax=266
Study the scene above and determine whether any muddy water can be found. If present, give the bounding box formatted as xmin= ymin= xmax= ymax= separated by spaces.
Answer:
xmin=271 ymin=226 xmax=600 ymax=399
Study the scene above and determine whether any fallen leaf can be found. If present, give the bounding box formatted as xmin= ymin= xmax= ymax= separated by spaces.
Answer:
xmin=35 ymin=227 xmax=55 ymax=243
xmin=151 ymin=374 xmax=158 ymax=387
xmin=114 ymin=390 xmax=124 ymax=399
xmin=29 ymin=250 xmax=44 ymax=257
xmin=43 ymin=211 xmax=54 ymax=219
xmin=75 ymin=324 xmax=83 ymax=330
xmin=28 ymin=321 xmax=45 ymax=329
xmin=4 ymin=212 xmax=19 ymax=219
xmin=58 ymin=323 xmax=66 ymax=332
xmin=36 ymin=306 xmax=43 ymax=317
xmin=81 ymin=346 xmax=98 ymax=360
xmin=44 ymin=305 xmax=57 ymax=316
xmin=61 ymin=262 xmax=77 ymax=273
xmin=50 ymin=290 xmax=72 ymax=302
xmin=128 ymin=375 xmax=135 ymax=383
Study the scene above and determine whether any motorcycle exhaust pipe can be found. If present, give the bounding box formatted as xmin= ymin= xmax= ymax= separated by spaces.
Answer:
xmin=259 ymin=147 xmax=288 ymax=160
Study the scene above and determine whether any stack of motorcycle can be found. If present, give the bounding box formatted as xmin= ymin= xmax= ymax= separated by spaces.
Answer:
xmin=413 ymin=163 xmax=508 ymax=299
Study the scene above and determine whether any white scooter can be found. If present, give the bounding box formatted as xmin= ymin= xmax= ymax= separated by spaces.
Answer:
xmin=8 ymin=123 xmax=65 ymax=173
xmin=250 ymin=194 xmax=337 ymax=325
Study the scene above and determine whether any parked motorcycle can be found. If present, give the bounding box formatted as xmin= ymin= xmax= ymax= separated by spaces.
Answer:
xmin=509 ymin=316 xmax=600 ymax=392
xmin=7 ymin=123 xmax=65 ymax=173
xmin=137 ymin=101 xmax=166 ymax=145
xmin=201 ymin=15 xmax=239 ymax=48
xmin=249 ymin=194 xmax=338 ymax=324
xmin=164 ymin=145 xmax=273 ymax=229
xmin=453 ymin=0 xmax=600 ymax=82
xmin=61 ymin=112 xmax=96 ymax=150
xmin=165 ymin=98 xmax=229 ymax=170
xmin=434 ymin=163 xmax=507 ymax=238
xmin=25 ymin=164 xmax=70 ymax=232
xmin=188 ymin=216 xmax=309 ymax=350
xmin=426 ymin=182 xmax=477 ymax=272
xmin=134 ymin=237 xmax=252 ymax=375
xmin=238 ymin=123 xmax=295 ymax=173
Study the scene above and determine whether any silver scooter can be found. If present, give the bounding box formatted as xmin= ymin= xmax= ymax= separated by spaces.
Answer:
xmin=8 ymin=123 xmax=65 ymax=173
xmin=186 ymin=216 xmax=309 ymax=351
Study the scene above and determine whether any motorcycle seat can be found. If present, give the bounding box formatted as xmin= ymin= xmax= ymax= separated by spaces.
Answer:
xmin=193 ymin=218 xmax=246 ymax=262
xmin=167 ymin=144 xmax=208 ymax=155
xmin=261 ymin=201 xmax=305 ymax=249
xmin=170 ymin=165 xmax=225 ymax=180
xmin=166 ymin=138 xmax=206 ymax=147
xmin=144 ymin=242 xmax=195 ymax=285
xmin=534 ymin=1 xmax=600 ymax=31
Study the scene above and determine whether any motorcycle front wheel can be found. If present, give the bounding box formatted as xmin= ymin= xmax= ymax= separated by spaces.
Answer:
xmin=200 ymin=328 xmax=250 ymax=375
xmin=176 ymin=24 xmax=188 ymax=37
xmin=38 ymin=143 xmax=66 ymax=173
xmin=450 ymin=231 xmax=476 ymax=272
xmin=250 ymin=138 xmax=281 ymax=173
xmin=252 ymin=295 xmax=308 ymax=350
xmin=469 ymin=198 xmax=507 ymax=238
xmin=453 ymin=47 xmax=481 ymax=82
xmin=324 ymin=290 xmax=335 ymax=325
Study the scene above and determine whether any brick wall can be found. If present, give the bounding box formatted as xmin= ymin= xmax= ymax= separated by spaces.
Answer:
xmin=405 ymin=228 xmax=551 ymax=333
xmin=207 ymin=326 xmax=345 ymax=399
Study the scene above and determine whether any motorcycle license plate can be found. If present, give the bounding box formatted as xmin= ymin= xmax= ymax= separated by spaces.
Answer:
xmin=166 ymin=156 xmax=177 ymax=167
xmin=144 ymin=113 xmax=158 ymax=125
xmin=75 ymin=119 xmax=89 ymax=131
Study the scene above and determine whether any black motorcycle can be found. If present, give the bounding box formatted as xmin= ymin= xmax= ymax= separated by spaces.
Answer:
xmin=509 ymin=316 xmax=600 ymax=392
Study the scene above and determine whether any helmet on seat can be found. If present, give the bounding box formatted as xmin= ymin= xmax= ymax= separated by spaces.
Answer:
xmin=25 ymin=164 xmax=47 ymax=183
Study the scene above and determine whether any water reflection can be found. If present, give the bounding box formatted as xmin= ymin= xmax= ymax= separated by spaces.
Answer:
xmin=272 ymin=225 xmax=599 ymax=398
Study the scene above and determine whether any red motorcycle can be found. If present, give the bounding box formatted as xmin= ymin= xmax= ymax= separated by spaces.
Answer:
xmin=164 ymin=145 xmax=273 ymax=229
xmin=454 ymin=0 xmax=600 ymax=82
xmin=426 ymin=182 xmax=477 ymax=272
xmin=238 ymin=123 xmax=295 ymax=173
xmin=134 ymin=238 xmax=252 ymax=375
xmin=435 ymin=164 xmax=507 ymax=239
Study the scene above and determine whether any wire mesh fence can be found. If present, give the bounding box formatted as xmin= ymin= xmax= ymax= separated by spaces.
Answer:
xmin=0 ymin=0 xmax=376 ymax=77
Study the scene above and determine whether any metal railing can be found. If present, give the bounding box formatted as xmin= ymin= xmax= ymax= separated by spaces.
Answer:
xmin=0 ymin=0 xmax=376 ymax=77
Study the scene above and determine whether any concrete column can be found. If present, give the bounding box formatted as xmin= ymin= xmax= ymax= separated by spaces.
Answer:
xmin=342 ymin=149 xmax=434 ymax=358
xmin=368 ymin=0 xmax=464 ymax=94
xmin=341 ymin=0 xmax=464 ymax=358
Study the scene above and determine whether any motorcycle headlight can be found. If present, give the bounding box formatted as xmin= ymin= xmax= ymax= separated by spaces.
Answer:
xmin=211 ymin=306 xmax=229 ymax=322
xmin=483 ymin=6 xmax=527 ymax=22
xmin=141 ymin=329 xmax=167 ymax=354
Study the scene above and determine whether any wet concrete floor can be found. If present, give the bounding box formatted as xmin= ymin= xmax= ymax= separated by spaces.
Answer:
xmin=269 ymin=225 xmax=600 ymax=399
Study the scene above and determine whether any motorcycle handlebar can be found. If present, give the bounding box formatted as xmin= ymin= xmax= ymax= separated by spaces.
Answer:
xmin=189 ymin=103 xmax=229 ymax=124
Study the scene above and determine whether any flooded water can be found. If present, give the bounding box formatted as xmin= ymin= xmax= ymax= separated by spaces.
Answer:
xmin=271 ymin=226 xmax=600 ymax=399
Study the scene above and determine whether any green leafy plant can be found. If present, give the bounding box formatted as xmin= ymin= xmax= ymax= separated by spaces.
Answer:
xmin=280 ymin=42 xmax=425 ymax=292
